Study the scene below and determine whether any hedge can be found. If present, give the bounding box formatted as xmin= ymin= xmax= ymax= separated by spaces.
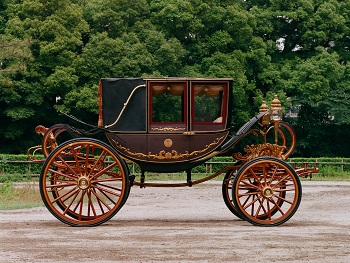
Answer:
xmin=1 ymin=154 xmax=350 ymax=178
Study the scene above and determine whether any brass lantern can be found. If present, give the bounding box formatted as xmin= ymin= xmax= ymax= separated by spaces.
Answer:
xmin=270 ymin=95 xmax=282 ymax=144
xmin=270 ymin=95 xmax=282 ymax=122
xmin=259 ymin=101 xmax=270 ymax=125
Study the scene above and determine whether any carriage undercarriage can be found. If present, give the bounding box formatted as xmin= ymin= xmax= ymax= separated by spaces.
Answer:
xmin=28 ymin=78 xmax=317 ymax=227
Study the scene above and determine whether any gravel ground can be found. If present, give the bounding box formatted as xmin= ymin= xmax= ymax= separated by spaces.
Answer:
xmin=0 ymin=181 xmax=349 ymax=262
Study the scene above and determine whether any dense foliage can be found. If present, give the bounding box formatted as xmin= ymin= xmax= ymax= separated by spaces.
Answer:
xmin=1 ymin=0 xmax=350 ymax=157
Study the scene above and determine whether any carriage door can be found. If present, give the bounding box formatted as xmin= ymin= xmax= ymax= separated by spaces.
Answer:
xmin=148 ymin=80 xmax=190 ymax=162
xmin=190 ymin=80 xmax=229 ymax=132
xmin=188 ymin=80 xmax=230 ymax=158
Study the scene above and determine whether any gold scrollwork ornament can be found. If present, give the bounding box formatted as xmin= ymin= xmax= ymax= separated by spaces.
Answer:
xmin=233 ymin=143 xmax=286 ymax=162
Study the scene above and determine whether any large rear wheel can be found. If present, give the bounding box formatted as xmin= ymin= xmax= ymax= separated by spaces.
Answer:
xmin=39 ymin=138 xmax=130 ymax=226
xmin=232 ymin=157 xmax=301 ymax=226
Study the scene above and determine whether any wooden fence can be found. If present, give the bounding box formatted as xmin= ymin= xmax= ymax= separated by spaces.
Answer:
xmin=204 ymin=160 xmax=350 ymax=173
xmin=1 ymin=159 xmax=350 ymax=176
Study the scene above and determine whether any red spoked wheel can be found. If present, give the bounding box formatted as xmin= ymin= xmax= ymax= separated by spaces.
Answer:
xmin=39 ymin=138 xmax=130 ymax=226
xmin=232 ymin=157 xmax=301 ymax=226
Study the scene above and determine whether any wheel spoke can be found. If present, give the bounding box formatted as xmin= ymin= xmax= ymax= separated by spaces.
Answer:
xmin=84 ymin=144 xmax=91 ymax=174
xmin=48 ymin=168 xmax=77 ymax=181
xmin=265 ymin=198 xmax=271 ymax=219
xmin=63 ymin=190 xmax=80 ymax=215
xmin=242 ymin=194 xmax=260 ymax=210
xmin=46 ymin=181 xmax=76 ymax=189
xmin=71 ymin=147 xmax=85 ymax=176
xmin=255 ymin=196 xmax=268 ymax=218
xmin=274 ymin=193 xmax=294 ymax=205
xmin=241 ymin=193 xmax=253 ymax=208
xmin=248 ymin=168 xmax=263 ymax=187
xmin=274 ymin=174 xmax=292 ymax=188
xmin=268 ymin=197 xmax=285 ymax=215
xmin=86 ymin=190 xmax=98 ymax=218
xmin=78 ymin=191 xmax=86 ymax=220
xmin=90 ymin=189 xmax=113 ymax=211
xmin=91 ymin=175 xmax=123 ymax=184
xmin=269 ymin=165 xmax=279 ymax=182
xmin=93 ymin=183 xmax=121 ymax=198
xmin=238 ymin=179 xmax=259 ymax=191
xmin=55 ymin=155 xmax=80 ymax=178
xmin=273 ymin=187 xmax=295 ymax=193
xmin=94 ymin=182 xmax=123 ymax=193
xmin=262 ymin=165 xmax=267 ymax=184
xmin=92 ymin=188 xmax=107 ymax=215
xmin=91 ymin=162 xmax=119 ymax=180
xmin=51 ymin=187 xmax=78 ymax=204
xmin=238 ymin=190 xmax=260 ymax=198
xmin=87 ymin=149 xmax=108 ymax=178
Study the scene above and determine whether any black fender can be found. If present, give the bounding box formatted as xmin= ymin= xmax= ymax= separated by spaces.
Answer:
xmin=219 ymin=111 xmax=268 ymax=153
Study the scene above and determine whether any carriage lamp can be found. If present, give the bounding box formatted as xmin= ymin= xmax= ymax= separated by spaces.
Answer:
xmin=259 ymin=101 xmax=270 ymax=125
xmin=270 ymin=95 xmax=282 ymax=144
xmin=270 ymin=95 xmax=282 ymax=122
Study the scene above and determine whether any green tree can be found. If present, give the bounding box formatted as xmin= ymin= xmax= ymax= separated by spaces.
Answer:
xmin=83 ymin=0 xmax=149 ymax=39
xmin=59 ymin=17 xmax=187 ymax=118
xmin=1 ymin=0 xmax=350 ymax=157
xmin=0 ymin=0 xmax=89 ymax=153
xmin=0 ymin=35 xmax=32 ymax=74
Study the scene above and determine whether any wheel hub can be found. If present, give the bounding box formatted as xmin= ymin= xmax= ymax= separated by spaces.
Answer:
xmin=77 ymin=176 xmax=90 ymax=190
xmin=262 ymin=186 xmax=274 ymax=198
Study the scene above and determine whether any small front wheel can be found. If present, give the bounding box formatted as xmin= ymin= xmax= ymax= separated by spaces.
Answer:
xmin=232 ymin=157 xmax=301 ymax=226
xmin=39 ymin=138 xmax=130 ymax=226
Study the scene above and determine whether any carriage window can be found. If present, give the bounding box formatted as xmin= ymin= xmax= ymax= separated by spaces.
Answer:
xmin=151 ymin=83 xmax=185 ymax=123
xmin=193 ymin=84 xmax=224 ymax=123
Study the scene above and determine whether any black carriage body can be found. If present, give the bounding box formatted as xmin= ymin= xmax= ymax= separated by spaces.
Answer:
xmin=98 ymin=78 xmax=233 ymax=172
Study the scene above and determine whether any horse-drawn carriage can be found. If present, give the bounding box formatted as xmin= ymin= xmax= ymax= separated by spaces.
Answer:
xmin=29 ymin=78 xmax=316 ymax=227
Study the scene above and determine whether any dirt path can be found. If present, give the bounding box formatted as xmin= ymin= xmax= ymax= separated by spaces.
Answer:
xmin=0 ymin=181 xmax=349 ymax=262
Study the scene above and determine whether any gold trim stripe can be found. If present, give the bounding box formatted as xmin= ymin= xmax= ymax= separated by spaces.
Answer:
xmin=111 ymin=136 xmax=225 ymax=160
